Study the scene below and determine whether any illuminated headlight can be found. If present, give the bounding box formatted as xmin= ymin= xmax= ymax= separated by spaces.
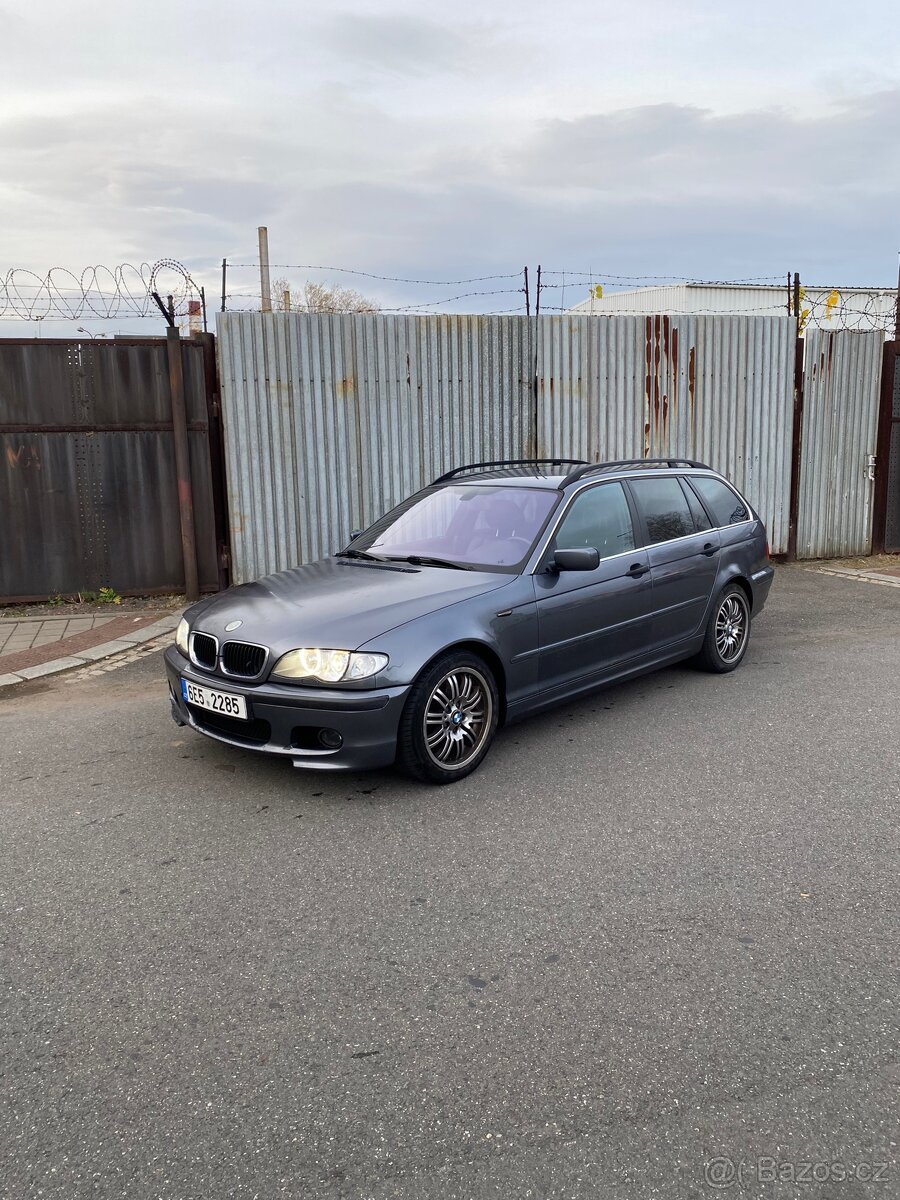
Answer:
xmin=271 ymin=648 xmax=388 ymax=684
xmin=175 ymin=618 xmax=190 ymax=657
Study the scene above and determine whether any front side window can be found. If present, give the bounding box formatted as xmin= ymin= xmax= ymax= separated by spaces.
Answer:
xmin=629 ymin=477 xmax=696 ymax=544
xmin=554 ymin=482 xmax=635 ymax=560
xmin=354 ymin=484 xmax=559 ymax=571
xmin=689 ymin=476 xmax=750 ymax=527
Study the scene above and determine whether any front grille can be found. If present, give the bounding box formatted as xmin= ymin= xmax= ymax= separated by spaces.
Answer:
xmin=191 ymin=632 xmax=218 ymax=670
xmin=187 ymin=705 xmax=271 ymax=745
xmin=221 ymin=640 xmax=267 ymax=678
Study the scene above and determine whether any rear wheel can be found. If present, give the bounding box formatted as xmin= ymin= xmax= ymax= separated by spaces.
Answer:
xmin=396 ymin=651 xmax=499 ymax=784
xmin=696 ymin=584 xmax=751 ymax=673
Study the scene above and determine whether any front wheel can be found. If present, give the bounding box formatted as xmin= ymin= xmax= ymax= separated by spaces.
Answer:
xmin=696 ymin=584 xmax=751 ymax=673
xmin=396 ymin=652 xmax=499 ymax=784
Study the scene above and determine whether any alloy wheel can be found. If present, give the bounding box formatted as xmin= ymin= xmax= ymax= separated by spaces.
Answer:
xmin=423 ymin=667 xmax=493 ymax=769
xmin=715 ymin=593 xmax=748 ymax=663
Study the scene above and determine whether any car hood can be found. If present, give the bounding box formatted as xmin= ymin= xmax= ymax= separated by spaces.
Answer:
xmin=186 ymin=557 xmax=511 ymax=653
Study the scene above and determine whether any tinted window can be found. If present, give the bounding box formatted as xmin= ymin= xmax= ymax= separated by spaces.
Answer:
xmin=629 ymin=477 xmax=695 ymax=544
xmin=690 ymin=477 xmax=750 ymax=526
xmin=555 ymin=482 xmax=635 ymax=560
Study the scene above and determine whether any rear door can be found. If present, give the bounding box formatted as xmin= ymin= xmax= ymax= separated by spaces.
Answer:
xmin=625 ymin=475 xmax=720 ymax=651
xmin=534 ymin=481 xmax=653 ymax=694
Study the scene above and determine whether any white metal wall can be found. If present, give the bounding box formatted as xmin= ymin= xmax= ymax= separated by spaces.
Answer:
xmin=535 ymin=315 xmax=795 ymax=553
xmin=217 ymin=312 xmax=882 ymax=583
xmin=217 ymin=313 xmax=532 ymax=581
xmin=796 ymin=329 xmax=884 ymax=559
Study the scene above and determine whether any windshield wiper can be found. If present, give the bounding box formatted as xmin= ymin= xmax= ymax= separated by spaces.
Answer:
xmin=384 ymin=555 xmax=472 ymax=571
xmin=336 ymin=548 xmax=387 ymax=562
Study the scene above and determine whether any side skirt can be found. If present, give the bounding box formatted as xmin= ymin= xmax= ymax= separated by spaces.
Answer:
xmin=503 ymin=637 xmax=705 ymax=725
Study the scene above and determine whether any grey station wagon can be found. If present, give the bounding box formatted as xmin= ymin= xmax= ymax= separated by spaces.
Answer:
xmin=165 ymin=459 xmax=774 ymax=784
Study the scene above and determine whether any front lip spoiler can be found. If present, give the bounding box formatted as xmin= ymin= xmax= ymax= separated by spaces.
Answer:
xmin=171 ymin=697 xmax=335 ymax=757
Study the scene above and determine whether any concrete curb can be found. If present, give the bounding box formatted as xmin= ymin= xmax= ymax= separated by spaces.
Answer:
xmin=0 ymin=613 xmax=181 ymax=689
xmin=807 ymin=566 xmax=900 ymax=589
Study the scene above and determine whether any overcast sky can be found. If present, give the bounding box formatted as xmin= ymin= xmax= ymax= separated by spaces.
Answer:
xmin=2 ymin=0 xmax=899 ymax=333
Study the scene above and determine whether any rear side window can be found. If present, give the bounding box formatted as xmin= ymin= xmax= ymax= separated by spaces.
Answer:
xmin=690 ymin=477 xmax=750 ymax=527
xmin=555 ymin=482 xmax=635 ymax=560
xmin=628 ymin=477 xmax=696 ymax=544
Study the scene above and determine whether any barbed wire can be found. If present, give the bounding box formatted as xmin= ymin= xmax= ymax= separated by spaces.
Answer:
xmin=228 ymin=263 xmax=522 ymax=285
xmin=552 ymin=280 xmax=897 ymax=331
xmin=0 ymin=261 xmax=203 ymax=321
xmin=3 ymin=260 xmax=893 ymax=331
xmin=540 ymin=271 xmax=791 ymax=284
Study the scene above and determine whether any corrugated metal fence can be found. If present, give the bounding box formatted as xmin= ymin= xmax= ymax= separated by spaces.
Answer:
xmin=796 ymin=329 xmax=884 ymax=559
xmin=217 ymin=312 xmax=882 ymax=582
xmin=0 ymin=337 xmax=222 ymax=601
xmin=218 ymin=314 xmax=532 ymax=581
xmin=534 ymin=315 xmax=794 ymax=554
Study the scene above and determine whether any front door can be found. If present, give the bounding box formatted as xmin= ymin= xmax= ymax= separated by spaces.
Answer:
xmin=535 ymin=481 xmax=653 ymax=696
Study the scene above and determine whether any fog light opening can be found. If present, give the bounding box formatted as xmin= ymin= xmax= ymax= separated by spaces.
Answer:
xmin=318 ymin=728 xmax=344 ymax=750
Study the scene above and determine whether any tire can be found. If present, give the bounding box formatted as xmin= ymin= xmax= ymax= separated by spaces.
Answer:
xmin=695 ymin=583 xmax=752 ymax=673
xmin=396 ymin=651 xmax=500 ymax=784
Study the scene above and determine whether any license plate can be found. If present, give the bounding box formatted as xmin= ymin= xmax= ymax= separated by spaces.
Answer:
xmin=181 ymin=678 xmax=248 ymax=720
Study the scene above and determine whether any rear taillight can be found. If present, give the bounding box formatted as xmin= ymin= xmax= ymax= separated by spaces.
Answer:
xmin=765 ymin=541 xmax=770 ymax=560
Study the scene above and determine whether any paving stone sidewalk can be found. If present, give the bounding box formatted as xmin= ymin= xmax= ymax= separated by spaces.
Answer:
xmin=0 ymin=610 xmax=181 ymax=687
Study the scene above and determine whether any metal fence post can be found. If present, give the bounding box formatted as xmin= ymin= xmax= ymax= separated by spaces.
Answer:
xmin=785 ymin=336 xmax=806 ymax=561
xmin=166 ymin=326 xmax=200 ymax=601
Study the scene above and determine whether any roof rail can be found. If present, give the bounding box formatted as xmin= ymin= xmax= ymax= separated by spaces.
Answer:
xmin=433 ymin=458 xmax=588 ymax=484
xmin=560 ymin=458 xmax=712 ymax=488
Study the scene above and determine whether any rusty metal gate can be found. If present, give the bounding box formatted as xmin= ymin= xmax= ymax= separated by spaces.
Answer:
xmin=0 ymin=336 xmax=227 ymax=602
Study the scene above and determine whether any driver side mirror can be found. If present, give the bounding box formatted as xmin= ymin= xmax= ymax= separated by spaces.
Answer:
xmin=553 ymin=547 xmax=600 ymax=572
xmin=349 ymin=529 xmax=363 ymax=540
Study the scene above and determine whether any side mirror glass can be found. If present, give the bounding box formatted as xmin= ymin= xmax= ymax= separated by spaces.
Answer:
xmin=553 ymin=547 xmax=600 ymax=572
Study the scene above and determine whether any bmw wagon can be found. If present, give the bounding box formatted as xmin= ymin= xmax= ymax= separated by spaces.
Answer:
xmin=165 ymin=458 xmax=774 ymax=784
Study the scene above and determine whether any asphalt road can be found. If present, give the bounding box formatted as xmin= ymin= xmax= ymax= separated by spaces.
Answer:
xmin=1 ymin=565 xmax=898 ymax=1200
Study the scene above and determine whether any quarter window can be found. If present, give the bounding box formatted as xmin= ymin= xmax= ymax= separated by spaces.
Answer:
xmin=629 ymin=477 xmax=695 ymax=544
xmin=690 ymin=477 xmax=750 ymax=527
xmin=555 ymin=482 xmax=635 ymax=560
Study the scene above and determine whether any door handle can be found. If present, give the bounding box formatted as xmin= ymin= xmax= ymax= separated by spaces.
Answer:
xmin=626 ymin=562 xmax=649 ymax=578
xmin=701 ymin=542 xmax=717 ymax=557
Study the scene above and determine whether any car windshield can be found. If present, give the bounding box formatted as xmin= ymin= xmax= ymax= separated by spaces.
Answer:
xmin=349 ymin=484 xmax=560 ymax=572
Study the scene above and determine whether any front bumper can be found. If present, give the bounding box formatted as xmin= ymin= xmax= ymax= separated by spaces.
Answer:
xmin=164 ymin=647 xmax=410 ymax=771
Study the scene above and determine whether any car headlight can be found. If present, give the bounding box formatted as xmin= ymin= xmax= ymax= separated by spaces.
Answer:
xmin=175 ymin=618 xmax=190 ymax=657
xmin=271 ymin=648 xmax=388 ymax=684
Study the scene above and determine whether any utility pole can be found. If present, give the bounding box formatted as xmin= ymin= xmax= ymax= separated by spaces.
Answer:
xmin=535 ymin=265 xmax=542 ymax=318
xmin=283 ymin=288 xmax=291 ymax=313
xmin=221 ymin=258 xmax=227 ymax=312
xmin=792 ymin=272 xmax=801 ymax=337
xmin=258 ymin=226 xmax=272 ymax=312
xmin=894 ymin=255 xmax=900 ymax=345
xmin=523 ymin=267 xmax=530 ymax=316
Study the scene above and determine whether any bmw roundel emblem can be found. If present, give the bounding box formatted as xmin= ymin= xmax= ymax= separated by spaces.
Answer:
xmin=225 ymin=620 xmax=243 ymax=632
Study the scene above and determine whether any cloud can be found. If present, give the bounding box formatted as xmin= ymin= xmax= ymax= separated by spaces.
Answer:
xmin=313 ymin=11 xmax=496 ymax=78
xmin=1 ymin=3 xmax=898 ymax=335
